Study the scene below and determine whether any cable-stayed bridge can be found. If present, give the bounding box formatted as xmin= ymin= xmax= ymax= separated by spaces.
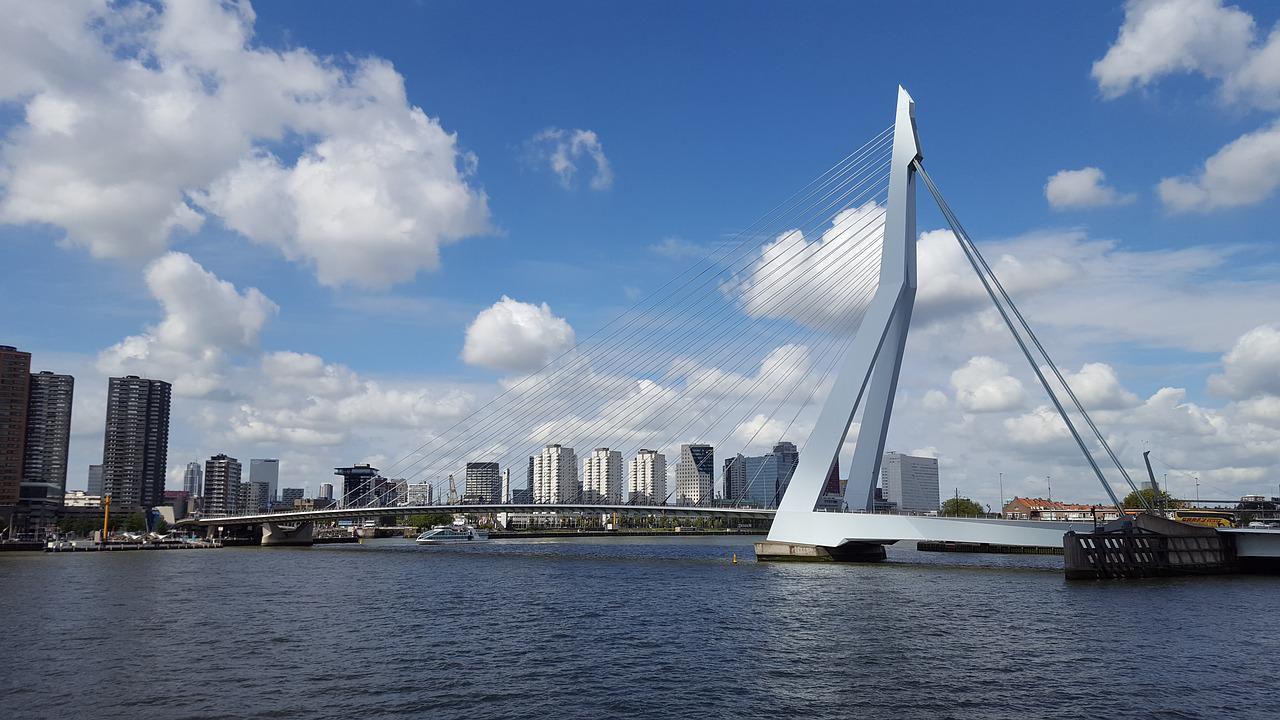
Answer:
xmin=187 ymin=87 xmax=1245 ymax=560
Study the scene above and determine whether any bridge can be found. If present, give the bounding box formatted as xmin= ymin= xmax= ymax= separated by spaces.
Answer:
xmin=184 ymin=86 xmax=1280 ymax=567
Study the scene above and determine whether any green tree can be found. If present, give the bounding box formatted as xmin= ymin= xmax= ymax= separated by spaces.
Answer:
xmin=123 ymin=513 xmax=148 ymax=532
xmin=403 ymin=513 xmax=454 ymax=529
xmin=940 ymin=497 xmax=985 ymax=517
xmin=1122 ymin=488 xmax=1180 ymax=509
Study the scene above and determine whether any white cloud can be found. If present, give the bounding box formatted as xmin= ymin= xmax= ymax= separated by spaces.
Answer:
xmin=1091 ymin=0 xmax=1257 ymax=100
xmin=527 ymin=128 xmax=613 ymax=190
xmin=462 ymin=296 xmax=577 ymax=373
xmin=1157 ymin=120 xmax=1280 ymax=212
xmin=96 ymin=252 xmax=276 ymax=396
xmin=922 ymin=389 xmax=949 ymax=411
xmin=1048 ymin=362 xmax=1141 ymax=410
xmin=1045 ymin=167 xmax=1135 ymax=209
xmin=0 ymin=0 xmax=489 ymax=286
xmin=1003 ymin=405 xmax=1070 ymax=446
xmin=727 ymin=202 xmax=886 ymax=329
xmin=1209 ymin=324 xmax=1280 ymax=398
xmin=950 ymin=356 xmax=1026 ymax=413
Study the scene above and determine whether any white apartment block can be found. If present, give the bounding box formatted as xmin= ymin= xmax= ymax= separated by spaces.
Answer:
xmin=628 ymin=449 xmax=667 ymax=504
xmin=674 ymin=444 xmax=714 ymax=506
xmin=533 ymin=444 xmax=577 ymax=503
xmin=582 ymin=448 xmax=623 ymax=503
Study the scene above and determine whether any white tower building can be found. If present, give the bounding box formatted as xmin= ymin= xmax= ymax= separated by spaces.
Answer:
xmin=582 ymin=448 xmax=623 ymax=503
xmin=674 ymin=444 xmax=714 ymax=506
xmin=533 ymin=444 xmax=577 ymax=503
xmin=628 ymin=449 xmax=667 ymax=505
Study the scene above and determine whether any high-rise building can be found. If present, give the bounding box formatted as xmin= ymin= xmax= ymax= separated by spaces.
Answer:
xmin=87 ymin=464 xmax=103 ymax=497
xmin=318 ymin=482 xmax=334 ymax=501
xmin=464 ymin=462 xmax=501 ymax=503
xmin=182 ymin=461 xmax=203 ymax=497
xmin=675 ymin=444 xmax=714 ymax=506
xmin=628 ymin=449 xmax=667 ymax=505
xmin=582 ymin=448 xmax=623 ymax=504
xmin=280 ymin=487 xmax=304 ymax=507
xmin=407 ymin=482 xmax=433 ymax=506
xmin=202 ymin=454 xmax=242 ymax=516
xmin=237 ymin=482 xmax=253 ymax=514
xmin=101 ymin=375 xmax=171 ymax=513
xmin=249 ymin=458 xmax=279 ymax=506
xmin=21 ymin=370 xmax=74 ymax=527
xmin=724 ymin=442 xmax=799 ymax=508
xmin=533 ymin=444 xmax=577 ymax=503
xmin=880 ymin=452 xmax=940 ymax=513
xmin=335 ymin=464 xmax=379 ymax=508
xmin=249 ymin=481 xmax=271 ymax=513
xmin=0 ymin=346 xmax=32 ymax=513
xmin=500 ymin=469 xmax=511 ymax=504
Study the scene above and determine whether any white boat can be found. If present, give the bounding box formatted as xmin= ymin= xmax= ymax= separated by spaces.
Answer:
xmin=415 ymin=521 xmax=489 ymax=545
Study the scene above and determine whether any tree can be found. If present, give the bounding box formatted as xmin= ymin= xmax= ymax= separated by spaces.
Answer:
xmin=940 ymin=497 xmax=985 ymax=517
xmin=1122 ymin=488 xmax=1180 ymax=509
xmin=123 ymin=513 xmax=147 ymax=532
xmin=403 ymin=513 xmax=454 ymax=529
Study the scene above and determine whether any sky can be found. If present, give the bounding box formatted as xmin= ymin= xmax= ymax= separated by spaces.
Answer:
xmin=2 ymin=0 xmax=1279 ymax=508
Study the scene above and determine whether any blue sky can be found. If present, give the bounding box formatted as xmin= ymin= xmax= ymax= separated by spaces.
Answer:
xmin=3 ymin=0 xmax=1279 ymax=505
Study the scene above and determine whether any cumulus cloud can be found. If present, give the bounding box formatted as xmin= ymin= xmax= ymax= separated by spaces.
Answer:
xmin=950 ymin=356 xmax=1026 ymax=413
xmin=462 ymin=296 xmax=577 ymax=373
xmin=97 ymin=252 xmax=276 ymax=396
xmin=1045 ymin=167 xmax=1136 ymax=209
xmin=0 ymin=0 xmax=489 ymax=286
xmin=1091 ymin=0 xmax=1257 ymax=100
xmin=727 ymin=202 xmax=886 ymax=329
xmin=1157 ymin=120 xmax=1280 ymax=212
xmin=527 ymin=128 xmax=613 ymax=190
xmin=1208 ymin=324 xmax=1280 ymax=398
xmin=1047 ymin=362 xmax=1141 ymax=410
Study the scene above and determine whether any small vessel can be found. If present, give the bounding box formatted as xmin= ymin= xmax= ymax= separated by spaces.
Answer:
xmin=415 ymin=520 xmax=489 ymax=545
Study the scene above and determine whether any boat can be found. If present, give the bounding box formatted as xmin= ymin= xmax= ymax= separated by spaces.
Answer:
xmin=415 ymin=520 xmax=489 ymax=545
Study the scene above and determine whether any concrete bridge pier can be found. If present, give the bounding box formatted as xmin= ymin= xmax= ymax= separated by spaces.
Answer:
xmin=754 ymin=540 xmax=887 ymax=562
xmin=260 ymin=521 xmax=314 ymax=547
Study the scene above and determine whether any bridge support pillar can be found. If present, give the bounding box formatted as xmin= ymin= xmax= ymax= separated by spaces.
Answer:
xmin=260 ymin=521 xmax=315 ymax=547
xmin=754 ymin=540 xmax=887 ymax=563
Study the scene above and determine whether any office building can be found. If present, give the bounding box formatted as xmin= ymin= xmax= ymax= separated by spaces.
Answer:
xmin=280 ymin=487 xmax=304 ymax=507
xmin=249 ymin=458 xmax=279 ymax=507
xmin=723 ymin=441 xmax=798 ymax=508
xmin=533 ymin=444 xmax=577 ymax=503
xmin=675 ymin=444 xmax=714 ymax=506
xmin=880 ymin=452 xmax=940 ymax=513
xmin=501 ymin=469 xmax=511 ymax=503
xmin=628 ymin=449 xmax=667 ymax=505
xmin=0 ymin=346 xmax=31 ymax=512
xmin=101 ymin=375 xmax=171 ymax=513
xmin=163 ymin=490 xmax=190 ymax=520
xmin=182 ymin=461 xmax=202 ymax=497
xmin=465 ymin=462 xmax=501 ymax=503
xmin=582 ymin=448 xmax=623 ymax=504
xmin=203 ymin=453 xmax=242 ymax=516
xmin=20 ymin=371 xmax=74 ymax=527
xmin=249 ymin=481 xmax=271 ymax=513
xmin=336 ymin=464 xmax=379 ymax=507
xmin=511 ymin=486 xmax=533 ymax=504
xmin=86 ymin=464 xmax=104 ymax=497
xmin=773 ymin=442 xmax=799 ymax=494
xmin=318 ymin=482 xmax=334 ymax=501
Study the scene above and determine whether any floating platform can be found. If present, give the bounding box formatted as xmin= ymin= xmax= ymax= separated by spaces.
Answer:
xmin=917 ymin=541 xmax=1062 ymax=555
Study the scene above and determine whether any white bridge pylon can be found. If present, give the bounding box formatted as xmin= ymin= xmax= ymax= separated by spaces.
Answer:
xmin=769 ymin=87 xmax=1096 ymax=550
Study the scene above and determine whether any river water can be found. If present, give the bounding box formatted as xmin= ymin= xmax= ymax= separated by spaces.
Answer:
xmin=2 ymin=536 xmax=1277 ymax=719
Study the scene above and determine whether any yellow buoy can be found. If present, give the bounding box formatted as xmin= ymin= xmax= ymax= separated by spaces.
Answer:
xmin=731 ymin=553 xmax=738 ymax=564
